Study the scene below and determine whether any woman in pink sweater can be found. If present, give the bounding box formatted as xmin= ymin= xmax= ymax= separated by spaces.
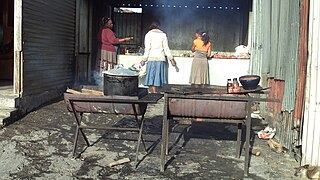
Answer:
xmin=99 ymin=17 xmax=132 ymax=73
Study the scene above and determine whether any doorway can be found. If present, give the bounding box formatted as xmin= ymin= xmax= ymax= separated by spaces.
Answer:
xmin=0 ymin=0 xmax=14 ymax=91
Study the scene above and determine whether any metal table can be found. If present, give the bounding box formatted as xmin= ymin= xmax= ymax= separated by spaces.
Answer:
xmin=160 ymin=85 xmax=279 ymax=177
xmin=64 ymin=93 xmax=163 ymax=167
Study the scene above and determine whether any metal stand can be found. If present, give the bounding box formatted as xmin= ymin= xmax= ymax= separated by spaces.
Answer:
xmin=160 ymin=92 xmax=278 ymax=177
xmin=67 ymin=93 xmax=163 ymax=167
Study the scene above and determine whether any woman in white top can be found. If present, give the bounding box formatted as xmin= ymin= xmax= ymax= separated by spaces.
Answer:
xmin=140 ymin=21 xmax=176 ymax=93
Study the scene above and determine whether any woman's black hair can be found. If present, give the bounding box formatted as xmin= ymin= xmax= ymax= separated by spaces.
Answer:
xmin=196 ymin=29 xmax=210 ymax=46
xmin=100 ymin=17 xmax=112 ymax=27
xmin=149 ymin=20 xmax=161 ymax=30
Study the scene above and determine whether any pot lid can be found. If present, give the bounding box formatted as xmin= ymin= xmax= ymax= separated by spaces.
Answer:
xmin=102 ymin=68 xmax=139 ymax=76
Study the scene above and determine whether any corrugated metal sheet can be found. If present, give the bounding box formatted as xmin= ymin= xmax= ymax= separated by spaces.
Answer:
xmin=251 ymin=0 xmax=300 ymax=151
xmin=265 ymin=79 xmax=300 ymax=150
xmin=281 ymin=0 xmax=299 ymax=111
xmin=277 ymin=111 xmax=298 ymax=152
xmin=251 ymin=0 xmax=299 ymax=112
xmin=114 ymin=13 xmax=142 ymax=47
xmin=75 ymin=0 xmax=92 ymax=82
xmin=23 ymin=0 xmax=76 ymax=96
xmin=295 ymin=0 xmax=309 ymax=123
xmin=110 ymin=1 xmax=250 ymax=52
xmin=112 ymin=0 xmax=244 ymax=7
xmin=249 ymin=0 xmax=257 ymax=74
xmin=269 ymin=0 xmax=280 ymax=77
xmin=302 ymin=0 xmax=320 ymax=166
xmin=141 ymin=6 xmax=247 ymax=51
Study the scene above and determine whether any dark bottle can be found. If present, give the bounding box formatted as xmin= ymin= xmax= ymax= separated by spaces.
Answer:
xmin=227 ymin=79 xmax=233 ymax=93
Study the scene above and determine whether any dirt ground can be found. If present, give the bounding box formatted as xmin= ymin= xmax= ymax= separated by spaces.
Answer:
xmin=0 ymin=97 xmax=304 ymax=180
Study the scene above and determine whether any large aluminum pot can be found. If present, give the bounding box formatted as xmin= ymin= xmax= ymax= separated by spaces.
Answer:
xmin=103 ymin=68 xmax=139 ymax=96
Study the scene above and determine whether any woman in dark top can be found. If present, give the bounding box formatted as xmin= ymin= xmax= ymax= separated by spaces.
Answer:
xmin=99 ymin=17 xmax=132 ymax=74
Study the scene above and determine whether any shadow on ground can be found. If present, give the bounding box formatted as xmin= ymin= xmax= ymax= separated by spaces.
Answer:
xmin=0 ymin=99 xmax=301 ymax=180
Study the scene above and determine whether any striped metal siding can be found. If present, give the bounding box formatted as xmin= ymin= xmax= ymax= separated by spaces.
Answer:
xmin=269 ymin=0 xmax=280 ymax=77
xmin=111 ymin=1 xmax=249 ymax=52
xmin=114 ymin=13 xmax=142 ymax=47
xmin=23 ymin=0 xmax=76 ymax=96
xmin=251 ymin=0 xmax=300 ymax=151
xmin=112 ymin=0 xmax=244 ymax=8
xmin=278 ymin=0 xmax=299 ymax=111
xmin=141 ymin=6 xmax=246 ymax=51
xmin=302 ymin=0 xmax=320 ymax=166
xmin=251 ymin=0 xmax=299 ymax=111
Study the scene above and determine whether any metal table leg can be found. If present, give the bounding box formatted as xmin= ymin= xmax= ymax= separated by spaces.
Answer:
xmin=134 ymin=115 xmax=146 ymax=167
xmin=236 ymin=122 xmax=243 ymax=158
xmin=244 ymin=100 xmax=252 ymax=177
xmin=133 ymin=103 xmax=147 ymax=167
xmin=70 ymin=101 xmax=90 ymax=157
xmin=160 ymin=94 xmax=169 ymax=172
xmin=132 ymin=104 xmax=147 ymax=152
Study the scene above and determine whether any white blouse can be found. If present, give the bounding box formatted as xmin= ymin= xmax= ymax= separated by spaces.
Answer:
xmin=143 ymin=29 xmax=174 ymax=62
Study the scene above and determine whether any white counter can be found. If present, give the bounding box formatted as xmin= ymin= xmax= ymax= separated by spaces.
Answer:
xmin=118 ymin=55 xmax=250 ymax=86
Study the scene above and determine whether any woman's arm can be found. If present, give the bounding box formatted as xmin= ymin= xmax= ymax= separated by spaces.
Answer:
xmin=207 ymin=45 xmax=212 ymax=58
xmin=118 ymin=37 xmax=132 ymax=43
xmin=163 ymin=34 xmax=173 ymax=60
xmin=191 ymin=43 xmax=196 ymax=52
xmin=106 ymin=29 xmax=131 ymax=44
xmin=141 ymin=33 xmax=151 ymax=66
xmin=162 ymin=34 xmax=176 ymax=66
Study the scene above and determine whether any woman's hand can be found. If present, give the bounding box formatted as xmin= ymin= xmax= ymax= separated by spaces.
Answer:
xmin=126 ymin=37 xmax=133 ymax=41
xmin=140 ymin=60 xmax=146 ymax=66
xmin=120 ymin=37 xmax=132 ymax=43
xmin=170 ymin=59 xmax=176 ymax=66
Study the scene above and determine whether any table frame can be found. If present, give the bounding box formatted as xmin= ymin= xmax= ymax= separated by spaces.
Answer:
xmin=160 ymin=93 xmax=278 ymax=177
xmin=67 ymin=93 xmax=163 ymax=167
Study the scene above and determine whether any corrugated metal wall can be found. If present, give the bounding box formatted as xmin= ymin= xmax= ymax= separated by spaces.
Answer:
xmin=145 ymin=6 xmax=246 ymax=51
xmin=112 ymin=1 xmax=250 ymax=52
xmin=23 ymin=0 xmax=76 ymax=96
xmin=302 ymin=0 xmax=320 ymax=166
xmin=251 ymin=0 xmax=299 ymax=111
xmin=114 ymin=13 xmax=142 ymax=48
xmin=250 ymin=0 xmax=268 ymax=75
xmin=251 ymin=0 xmax=300 ymax=150
xmin=75 ymin=0 xmax=91 ymax=83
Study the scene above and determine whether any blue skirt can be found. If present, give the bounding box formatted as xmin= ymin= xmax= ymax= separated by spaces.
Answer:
xmin=144 ymin=61 xmax=168 ymax=87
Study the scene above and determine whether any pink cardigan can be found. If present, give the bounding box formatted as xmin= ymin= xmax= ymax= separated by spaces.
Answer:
xmin=101 ymin=28 xmax=120 ymax=52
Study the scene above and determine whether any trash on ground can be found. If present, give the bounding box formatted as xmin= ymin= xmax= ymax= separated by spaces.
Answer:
xmin=250 ymin=148 xmax=261 ymax=156
xmin=251 ymin=113 xmax=262 ymax=119
xmin=108 ymin=157 xmax=131 ymax=167
xmin=245 ymin=147 xmax=261 ymax=156
xmin=267 ymin=139 xmax=287 ymax=153
xmin=257 ymin=126 xmax=276 ymax=139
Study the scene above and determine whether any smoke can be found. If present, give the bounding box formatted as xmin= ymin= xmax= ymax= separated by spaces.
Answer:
xmin=144 ymin=4 xmax=206 ymax=50
xmin=142 ymin=1 xmax=245 ymax=51
xmin=93 ymin=71 xmax=103 ymax=86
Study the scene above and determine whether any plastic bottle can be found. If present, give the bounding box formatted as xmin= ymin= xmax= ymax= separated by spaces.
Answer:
xmin=232 ymin=78 xmax=240 ymax=92
xmin=227 ymin=79 xmax=233 ymax=93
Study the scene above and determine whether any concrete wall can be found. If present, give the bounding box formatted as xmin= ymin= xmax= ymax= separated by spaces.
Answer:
xmin=118 ymin=55 xmax=250 ymax=87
